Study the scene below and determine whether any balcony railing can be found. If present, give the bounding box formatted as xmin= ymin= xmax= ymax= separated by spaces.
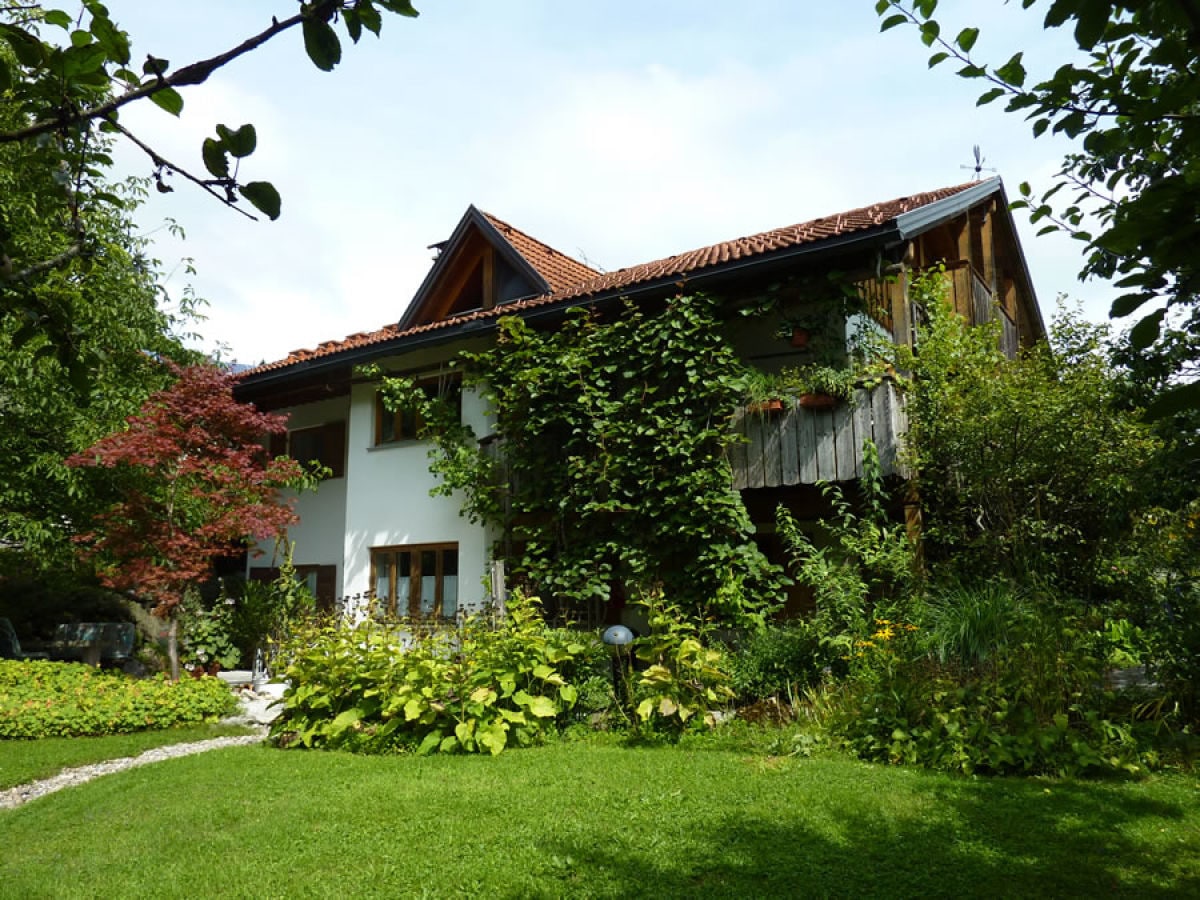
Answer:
xmin=729 ymin=380 xmax=908 ymax=489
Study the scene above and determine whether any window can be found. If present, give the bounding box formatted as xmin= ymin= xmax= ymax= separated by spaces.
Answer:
xmin=270 ymin=421 xmax=345 ymax=478
xmin=248 ymin=563 xmax=337 ymax=613
xmin=287 ymin=421 xmax=346 ymax=478
xmin=371 ymin=543 xmax=458 ymax=619
xmin=375 ymin=375 xmax=461 ymax=445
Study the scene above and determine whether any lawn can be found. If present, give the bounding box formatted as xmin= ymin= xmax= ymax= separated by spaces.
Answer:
xmin=1 ymin=736 xmax=1197 ymax=898
xmin=0 ymin=724 xmax=255 ymax=790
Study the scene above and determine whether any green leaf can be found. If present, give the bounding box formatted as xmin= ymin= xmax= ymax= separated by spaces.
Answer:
xmin=302 ymin=18 xmax=342 ymax=72
xmin=1128 ymin=309 xmax=1164 ymax=351
xmin=927 ymin=51 xmax=949 ymax=68
xmin=955 ymin=27 xmax=979 ymax=52
xmin=416 ymin=730 xmax=442 ymax=755
xmin=44 ymin=10 xmax=72 ymax=29
xmin=217 ymin=123 xmax=257 ymax=158
xmin=241 ymin=182 xmax=282 ymax=220
xmin=525 ymin=695 xmax=557 ymax=718
xmin=1073 ymin=2 xmax=1111 ymax=49
xmin=0 ymin=23 xmax=46 ymax=67
xmin=919 ymin=20 xmax=940 ymax=46
xmin=1109 ymin=292 xmax=1150 ymax=318
xmin=478 ymin=722 xmax=508 ymax=755
xmin=149 ymin=86 xmax=184 ymax=117
xmin=995 ymin=52 xmax=1026 ymax=87
xmin=89 ymin=11 xmax=130 ymax=65
xmin=880 ymin=14 xmax=907 ymax=32
xmin=976 ymin=87 xmax=1006 ymax=106
xmin=344 ymin=8 xmax=363 ymax=43
xmin=201 ymin=139 xmax=229 ymax=179
xmin=378 ymin=0 xmax=420 ymax=17
xmin=1145 ymin=382 xmax=1200 ymax=420
xmin=330 ymin=707 xmax=361 ymax=733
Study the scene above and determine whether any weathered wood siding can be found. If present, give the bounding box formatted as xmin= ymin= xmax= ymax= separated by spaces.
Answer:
xmin=730 ymin=381 xmax=908 ymax=488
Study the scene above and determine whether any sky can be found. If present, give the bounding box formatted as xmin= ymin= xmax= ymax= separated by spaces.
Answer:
xmin=102 ymin=1 xmax=1112 ymax=366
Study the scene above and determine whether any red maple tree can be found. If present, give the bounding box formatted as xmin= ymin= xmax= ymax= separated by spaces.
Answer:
xmin=67 ymin=363 xmax=306 ymax=678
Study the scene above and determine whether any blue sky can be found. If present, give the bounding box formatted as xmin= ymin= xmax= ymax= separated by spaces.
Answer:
xmin=107 ymin=2 xmax=1108 ymax=364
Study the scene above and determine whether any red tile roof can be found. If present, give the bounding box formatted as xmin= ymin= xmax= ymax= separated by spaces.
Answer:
xmin=482 ymin=212 xmax=599 ymax=294
xmin=243 ymin=181 xmax=978 ymax=377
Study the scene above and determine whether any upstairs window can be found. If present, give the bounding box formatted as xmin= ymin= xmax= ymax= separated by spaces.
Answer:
xmin=271 ymin=421 xmax=346 ymax=478
xmin=375 ymin=375 xmax=461 ymax=445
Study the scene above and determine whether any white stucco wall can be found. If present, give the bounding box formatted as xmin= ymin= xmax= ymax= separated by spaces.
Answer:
xmin=252 ymin=396 xmax=349 ymax=583
xmin=341 ymin=377 xmax=492 ymax=614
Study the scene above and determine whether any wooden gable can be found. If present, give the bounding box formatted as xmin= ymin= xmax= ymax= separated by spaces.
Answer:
xmin=398 ymin=206 xmax=552 ymax=330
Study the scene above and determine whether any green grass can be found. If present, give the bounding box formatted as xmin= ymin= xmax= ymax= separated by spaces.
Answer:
xmin=1 ymin=737 xmax=1197 ymax=898
xmin=0 ymin=724 xmax=255 ymax=790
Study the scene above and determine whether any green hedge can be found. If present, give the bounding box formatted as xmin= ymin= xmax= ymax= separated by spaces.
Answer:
xmin=0 ymin=660 xmax=236 ymax=739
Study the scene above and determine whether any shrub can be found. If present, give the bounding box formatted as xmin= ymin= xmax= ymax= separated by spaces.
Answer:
xmin=630 ymin=592 xmax=735 ymax=734
xmin=0 ymin=660 xmax=236 ymax=739
xmin=818 ymin=601 xmax=1144 ymax=776
xmin=271 ymin=593 xmax=587 ymax=755
xmin=724 ymin=619 xmax=824 ymax=705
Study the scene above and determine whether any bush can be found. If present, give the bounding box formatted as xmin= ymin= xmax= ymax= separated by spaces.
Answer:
xmin=0 ymin=660 xmax=236 ymax=739
xmin=818 ymin=599 xmax=1144 ymax=776
xmin=725 ymin=619 xmax=824 ymax=705
xmin=271 ymin=593 xmax=588 ymax=755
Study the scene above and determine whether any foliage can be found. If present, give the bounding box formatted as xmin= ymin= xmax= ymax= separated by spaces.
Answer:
xmin=396 ymin=293 xmax=783 ymax=622
xmin=0 ymin=118 xmax=196 ymax=563
xmin=178 ymin=589 xmax=240 ymax=673
xmin=819 ymin=596 xmax=1146 ymax=776
xmin=65 ymin=363 xmax=310 ymax=678
xmin=897 ymin=270 xmax=1161 ymax=590
xmin=1104 ymin=500 xmax=1200 ymax=719
xmin=629 ymin=592 xmax=735 ymax=733
xmin=920 ymin=579 xmax=1034 ymax=669
xmin=875 ymin=0 xmax=1200 ymax=417
xmin=0 ymin=659 xmax=234 ymax=739
xmin=226 ymin=552 xmax=318 ymax=670
xmin=777 ymin=441 xmax=918 ymax=660
xmin=723 ymin=619 xmax=825 ymax=705
xmin=272 ymin=593 xmax=589 ymax=755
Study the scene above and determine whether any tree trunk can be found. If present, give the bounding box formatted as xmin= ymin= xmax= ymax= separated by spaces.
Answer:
xmin=167 ymin=616 xmax=180 ymax=681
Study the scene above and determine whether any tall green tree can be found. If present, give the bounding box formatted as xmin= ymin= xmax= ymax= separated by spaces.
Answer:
xmin=876 ymin=0 xmax=1200 ymax=419
xmin=0 ymin=2 xmax=421 ymax=374
xmin=0 ymin=76 xmax=195 ymax=568
xmin=900 ymin=271 xmax=1162 ymax=593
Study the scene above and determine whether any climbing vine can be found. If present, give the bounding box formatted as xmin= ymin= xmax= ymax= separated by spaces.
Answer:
xmin=380 ymin=293 xmax=782 ymax=622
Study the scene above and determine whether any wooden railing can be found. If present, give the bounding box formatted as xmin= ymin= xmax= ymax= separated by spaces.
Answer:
xmin=729 ymin=380 xmax=908 ymax=488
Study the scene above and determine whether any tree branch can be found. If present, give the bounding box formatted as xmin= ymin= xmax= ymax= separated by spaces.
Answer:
xmin=0 ymin=1 xmax=340 ymax=145
xmin=9 ymin=240 xmax=84 ymax=281
xmin=108 ymin=118 xmax=258 ymax=221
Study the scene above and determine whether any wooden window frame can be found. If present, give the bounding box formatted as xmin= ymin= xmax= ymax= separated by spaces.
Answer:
xmin=370 ymin=542 xmax=459 ymax=619
xmin=286 ymin=421 xmax=346 ymax=478
xmin=374 ymin=375 xmax=462 ymax=446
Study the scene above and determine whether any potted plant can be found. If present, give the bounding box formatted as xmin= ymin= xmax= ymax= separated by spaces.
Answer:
xmin=778 ymin=364 xmax=857 ymax=410
xmin=741 ymin=370 xmax=788 ymax=416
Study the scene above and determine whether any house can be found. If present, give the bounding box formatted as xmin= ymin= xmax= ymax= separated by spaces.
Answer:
xmin=234 ymin=176 xmax=1043 ymax=619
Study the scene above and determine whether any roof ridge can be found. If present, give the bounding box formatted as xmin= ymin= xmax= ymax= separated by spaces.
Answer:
xmin=239 ymin=179 xmax=992 ymax=379
xmin=479 ymin=210 xmax=600 ymax=287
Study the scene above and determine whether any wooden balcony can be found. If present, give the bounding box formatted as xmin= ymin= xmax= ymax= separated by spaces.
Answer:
xmin=729 ymin=380 xmax=908 ymax=489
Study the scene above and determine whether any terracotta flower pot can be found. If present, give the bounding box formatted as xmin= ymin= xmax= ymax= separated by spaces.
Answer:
xmin=790 ymin=327 xmax=811 ymax=349
xmin=748 ymin=398 xmax=786 ymax=415
xmin=798 ymin=392 xmax=837 ymax=410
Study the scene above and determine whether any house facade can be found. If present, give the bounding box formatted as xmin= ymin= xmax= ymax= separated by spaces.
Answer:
xmin=234 ymin=177 xmax=1043 ymax=619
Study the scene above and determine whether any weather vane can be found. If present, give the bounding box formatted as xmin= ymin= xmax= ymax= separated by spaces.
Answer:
xmin=961 ymin=145 xmax=997 ymax=181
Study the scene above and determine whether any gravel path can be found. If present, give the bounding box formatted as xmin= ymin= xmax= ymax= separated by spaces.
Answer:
xmin=0 ymin=729 xmax=268 ymax=810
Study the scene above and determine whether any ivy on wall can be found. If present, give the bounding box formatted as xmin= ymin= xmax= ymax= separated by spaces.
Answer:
xmin=379 ymin=293 xmax=783 ymax=622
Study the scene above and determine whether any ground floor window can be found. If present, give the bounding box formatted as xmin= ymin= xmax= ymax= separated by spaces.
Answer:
xmin=371 ymin=543 xmax=458 ymax=619
xmin=248 ymin=564 xmax=337 ymax=613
